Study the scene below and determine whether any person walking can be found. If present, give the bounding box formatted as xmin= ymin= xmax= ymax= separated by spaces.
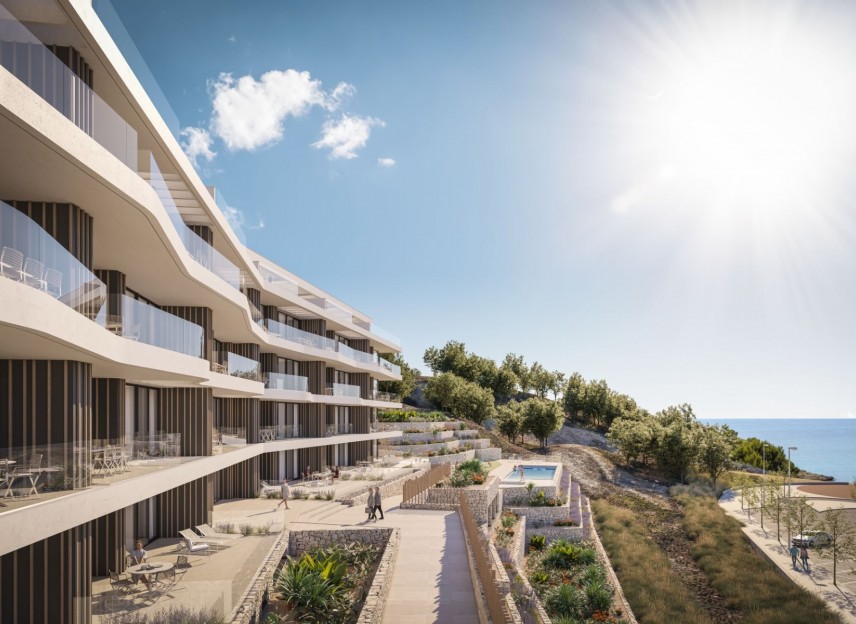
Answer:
xmin=789 ymin=544 xmax=799 ymax=568
xmin=518 ymin=465 xmax=525 ymax=482
xmin=373 ymin=486 xmax=384 ymax=521
xmin=366 ymin=488 xmax=376 ymax=521
xmin=800 ymin=545 xmax=810 ymax=571
xmin=276 ymin=479 xmax=290 ymax=511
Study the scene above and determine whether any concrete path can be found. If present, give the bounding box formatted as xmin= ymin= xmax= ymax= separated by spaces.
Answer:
xmin=719 ymin=489 xmax=856 ymax=623
xmin=289 ymin=494 xmax=480 ymax=624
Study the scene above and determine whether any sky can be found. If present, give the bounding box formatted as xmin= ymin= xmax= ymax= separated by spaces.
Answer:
xmin=100 ymin=0 xmax=856 ymax=420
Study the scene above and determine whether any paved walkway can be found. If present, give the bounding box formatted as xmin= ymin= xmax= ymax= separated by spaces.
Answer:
xmin=288 ymin=494 xmax=480 ymax=624
xmin=719 ymin=489 xmax=856 ymax=623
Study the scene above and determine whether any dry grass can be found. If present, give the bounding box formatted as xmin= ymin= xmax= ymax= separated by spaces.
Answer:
xmin=678 ymin=494 xmax=842 ymax=624
xmin=591 ymin=499 xmax=712 ymax=624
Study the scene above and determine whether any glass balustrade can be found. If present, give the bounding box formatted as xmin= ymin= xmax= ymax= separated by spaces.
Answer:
xmin=264 ymin=373 xmax=308 ymax=392
xmin=255 ymin=262 xmax=300 ymax=297
xmin=144 ymin=155 xmax=244 ymax=291
xmin=370 ymin=323 xmax=401 ymax=348
xmin=327 ymin=383 xmax=361 ymax=398
xmin=120 ymin=294 xmax=204 ymax=357
xmin=337 ymin=342 xmax=376 ymax=365
xmin=0 ymin=4 xmax=138 ymax=168
xmin=0 ymin=200 xmax=108 ymax=321
xmin=265 ymin=425 xmax=301 ymax=440
xmin=129 ymin=432 xmax=181 ymax=461
xmin=214 ymin=427 xmax=247 ymax=447
xmin=265 ymin=318 xmax=337 ymax=351
xmin=216 ymin=351 xmax=260 ymax=381
xmin=373 ymin=391 xmax=399 ymax=403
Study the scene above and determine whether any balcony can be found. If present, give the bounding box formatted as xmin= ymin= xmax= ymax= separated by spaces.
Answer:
xmin=263 ymin=373 xmax=308 ymax=392
xmin=377 ymin=356 xmax=402 ymax=377
xmin=212 ymin=352 xmax=260 ymax=381
xmin=264 ymin=318 xmax=336 ymax=351
xmin=0 ymin=4 xmax=137 ymax=168
xmin=338 ymin=342 xmax=377 ymax=366
xmin=326 ymin=423 xmax=354 ymax=436
xmin=372 ymin=391 xmax=399 ymax=403
xmin=326 ymin=383 xmax=361 ymax=398
xmin=142 ymin=156 xmax=245 ymax=291
xmin=114 ymin=295 xmax=204 ymax=358
xmin=1 ymin=200 xmax=107 ymax=321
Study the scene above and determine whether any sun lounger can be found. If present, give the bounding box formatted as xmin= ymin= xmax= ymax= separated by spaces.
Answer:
xmin=179 ymin=529 xmax=228 ymax=551
xmin=196 ymin=523 xmax=241 ymax=540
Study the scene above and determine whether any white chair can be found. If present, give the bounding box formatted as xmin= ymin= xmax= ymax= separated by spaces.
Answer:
xmin=44 ymin=268 xmax=62 ymax=297
xmin=182 ymin=536 xmax=211 ymax=557
xmin=180 ymin=529 xmax=227 ymax=551
xmin=0 ymin=247 xmax=24 ymax=280
xmin=22 ymin=258 xmax=46 ymax=290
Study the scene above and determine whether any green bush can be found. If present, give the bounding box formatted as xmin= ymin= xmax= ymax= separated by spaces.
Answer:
xmin=377 ymin=409 xmax=447 ymax=423
xmin=529 ymin=535 xmax=546 ymax=551
xmin=543 ymin=541 xmax=596 ymax=569
xmin=584 ymin=579 xmax=613 ymax=614
xmin=544 ymin=584 xmax=583 ymax=619
xmin=101 ymin=606 xmax=225 ymax=624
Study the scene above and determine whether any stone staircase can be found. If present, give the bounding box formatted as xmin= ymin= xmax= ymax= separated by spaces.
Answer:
xmin=294 ymin=500 xmax=350 ymax=524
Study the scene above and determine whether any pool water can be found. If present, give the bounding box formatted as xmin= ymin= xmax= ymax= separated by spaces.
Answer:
xmin=504 ymin=466 xmax=557 ymax=481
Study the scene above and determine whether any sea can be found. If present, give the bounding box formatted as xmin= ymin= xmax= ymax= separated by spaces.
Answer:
xmin=700 ymin=418 xmax=856 ymax=483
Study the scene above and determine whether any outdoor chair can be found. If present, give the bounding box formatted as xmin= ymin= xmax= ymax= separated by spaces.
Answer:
xmin=160 ymin=564 xmax=188 ymax=590
xmin=0 ymin=247 xmax=24 ymax=280
xmin=196 ymin=523 xmax=240 ymax=540
xmin=45 ymin=268 xmax=62 ymax=297
xmin=259 ymin=480 xmax=279 ymax=496
xmin=180 ymin=529 xmax=229 ymax=550
xmin=109 ymin=570 xmax=135 ymax=594
xmin=183 ymin=537 xmax=211 ymax=557
xmin=22 ymin=258 xmax=46 ymax=290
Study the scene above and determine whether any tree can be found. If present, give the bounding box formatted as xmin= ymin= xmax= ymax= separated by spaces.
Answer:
xmin=787 ymin=497 xmax=818 ymax=546
xmin=583 ymin=380 xmax=611 ymax=429
xmin=607 ymin=416 xmax=656 ymax=467
xmin=423 ymin=341 xmax=468 ymax=376
xmin=448 ymin=381 xmax=496 ymax=424
xmin=653 ymin=404 xmax=700 ymax=483
xmin=696 ymin=424 xmax=736 ymax=485
xmin=817 ymin=506 xmax=856 ymax=586
xmin=492 ymin=366 xmax=519 ymax=399
xmin=731 ymin=437 xmax=799 ymax=475
xmin=549 ymin=371 xmax=565 ymax=401
xmin=562 ymin=373 xmax=586 ymax=423
xmin=377 ymin=354 xmax=420 ymax=401
xmin=495 ymin=402 xmax=524 ymax=444
xmin=529 ymin=362 xmax=552 ymax=399
xmin=423 ymin=372 xmax=463 ymax=412
xmin=760 ymin=474 xmax=789 ymax=542
xmin=522 ymin=398 xmax=563 ymax=449
xmin=503 ymin=353 xmax=530 ymax=393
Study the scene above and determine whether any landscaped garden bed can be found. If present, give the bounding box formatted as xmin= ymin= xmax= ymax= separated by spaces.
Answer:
xmin=264 ymin=541 xmax=383 ymax=624
xmin=524 ymin=538 xmax=624 ymax=623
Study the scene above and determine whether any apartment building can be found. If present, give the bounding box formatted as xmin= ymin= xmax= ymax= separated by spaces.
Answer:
xmin=0 ymin=1 xmax=403 ymax=621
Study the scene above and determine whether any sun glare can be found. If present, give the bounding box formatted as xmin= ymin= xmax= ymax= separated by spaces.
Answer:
xmin=630 ymin=5 xmax=856 ymax=223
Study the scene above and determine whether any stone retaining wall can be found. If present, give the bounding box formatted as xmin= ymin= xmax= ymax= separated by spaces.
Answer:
xmin=288 ymin=528 xmax=394 ymax=556
xmin=402 ymin=478 xmax=502 ymax=525
xmin=230 ymin=531 xmax=290 ymax=624
xmin=428 ymin=449 xmax=475 ymax=465
xmin=587 ymin=509 xmax=637 ymax=624
xmin=501 ymin=483 xmax=560 ymax=503
xmin=525 ymin=525 xmax=586 ymax=544
xmin=511 ymin=515 xmax=527 ymax=570
xmin=356 ymin=528 xmax=400 ymax=624
xmin=474 ymin=447 xmax=501 ymax=461
xmin=506 ymin=503 xmax=571 ymax=525
xmin=337 ymin=466 xmax=427 ymax=507
xmin=383 ymin=439 xmax=462 ymax=454
xmin=399 ymin=430 xmax=455 ymax=443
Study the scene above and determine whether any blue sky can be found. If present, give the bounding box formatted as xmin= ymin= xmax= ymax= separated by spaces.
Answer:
xmin=101 ymin=1 xmax=856 ymax=419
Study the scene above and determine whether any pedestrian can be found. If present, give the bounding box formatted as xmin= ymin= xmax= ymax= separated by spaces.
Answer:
xmin=305 ymin=465 xmax=311 ymax=481
xmin=518 ymin=465 xmax=525 ymax=482
xmin=800 ymin=545 xmax=810 ymax=570
xmin=366 ymin=488 xmax=376 ymax=521
xmin=276 ymin=479 xmax=290 ymax=511
xmin=373 ymin=486 xmax=384 ymax=520
xmin=789 ymin=544 xmax=799 ymax=568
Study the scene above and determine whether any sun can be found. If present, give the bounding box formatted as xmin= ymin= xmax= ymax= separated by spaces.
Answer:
xmin=628 ymin=3 xmax=856 ymax=224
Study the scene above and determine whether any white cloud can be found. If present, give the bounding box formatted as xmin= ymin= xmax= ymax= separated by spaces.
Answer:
xmin=312 ymin=114 xmax=385 ymax=159
xmin=209 ymin=70 xmax=354 ymax=151
xmin=180 ymin=126 xmax=216 ymax=166
xmin=377 ymin=157 xmax=396 ymax=168
xmin=227 ymin=34 xmax=236 ymax=43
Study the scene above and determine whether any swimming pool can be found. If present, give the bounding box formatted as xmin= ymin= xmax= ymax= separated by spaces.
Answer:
xmin=503 ymin=465 xmax=557 ymax=482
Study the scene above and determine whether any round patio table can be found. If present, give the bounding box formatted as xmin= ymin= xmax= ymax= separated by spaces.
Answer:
xmin=127 ymin=561 xmax=174 ymax=585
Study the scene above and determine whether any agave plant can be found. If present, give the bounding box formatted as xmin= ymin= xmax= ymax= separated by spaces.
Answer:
xmin=544 ymin=583 xmax=583 ymax=619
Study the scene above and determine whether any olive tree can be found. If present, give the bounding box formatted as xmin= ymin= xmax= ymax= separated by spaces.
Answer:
xmin=817 ymin=506 xmax=856 ymax=586
xmin=495 ymin=401 xmax=524 ymax=444
xmin=522 ymin=398 xmax=563 ymax=449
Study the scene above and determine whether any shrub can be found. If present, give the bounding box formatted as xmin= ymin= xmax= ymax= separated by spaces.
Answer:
xmin=543 ymin=541 xmax=596 ymax=569
xmin=501 ymin=512 xmax=519 ymax=529
xmin=256 ymin=522 xmax=273 ymax=535
xmin=544 ymin=584 xmax=583 ymax=619
xmin=322 ymin=490 xmax=335 ymax=501
xmin=239 ymin=524 xmax=254 ymax=537
xmin=292 ymin=488 xmax=309 ymax=500
xmin=554 ymin=519 xmax=577 ymax=527
xmin=101 ymin=606 xmax=225 ymax=623
xmin=584 ymin=579 xmax=614 ymax=615
xmin=340 ymin=473 xmax=351 ymax=481
xmin=377 ymin=409 xmax=447 ymax=423
xmin=215 ymin=522 xmax=235 ymax=534
xmin=529 ymin=535 xmax=546 ymax=551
